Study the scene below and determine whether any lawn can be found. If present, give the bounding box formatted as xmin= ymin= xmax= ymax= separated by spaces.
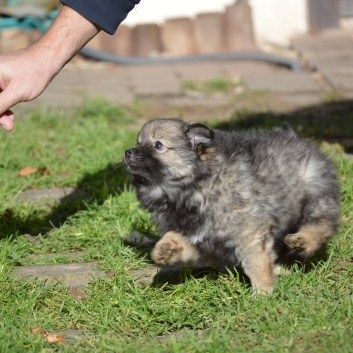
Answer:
xmin=0 ymin=97 xmax=352 ymax=352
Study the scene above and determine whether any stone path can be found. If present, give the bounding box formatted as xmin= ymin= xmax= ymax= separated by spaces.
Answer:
xmin=292 ymin=28 xmax=353 ymax=94
xmin=12 ymin=28 xmax=353 ymax=115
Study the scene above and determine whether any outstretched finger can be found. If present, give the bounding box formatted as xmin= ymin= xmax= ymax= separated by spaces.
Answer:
xmin=0 ymin=110 xmax=14 ymax=131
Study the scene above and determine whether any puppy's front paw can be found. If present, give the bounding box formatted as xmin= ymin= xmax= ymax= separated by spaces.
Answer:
xmin=151 ymin=238 xmax=183 ymax=265
xmin=151 ymin=231 xmax=201 ymax=265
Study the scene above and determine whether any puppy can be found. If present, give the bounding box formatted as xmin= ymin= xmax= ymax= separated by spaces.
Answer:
xmin=124 ymin=118 xmax=340 ymax=294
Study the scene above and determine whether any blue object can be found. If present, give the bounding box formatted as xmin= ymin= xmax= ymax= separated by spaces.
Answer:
xmin=0 ymin=8 xmax=58 ymax=33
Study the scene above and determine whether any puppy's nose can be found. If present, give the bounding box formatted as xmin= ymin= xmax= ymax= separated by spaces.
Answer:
xmin=125 ymin=149 xmax=135 ymax=157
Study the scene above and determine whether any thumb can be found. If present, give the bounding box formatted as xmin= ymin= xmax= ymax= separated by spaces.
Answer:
xmin=0 ymin=110 xmax=15 ymax=132
xmin=0 ymin=86 xmax=20 ymax=132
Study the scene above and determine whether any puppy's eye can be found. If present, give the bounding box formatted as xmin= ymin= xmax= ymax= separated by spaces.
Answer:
xmin=153 ymin=141 xmax=164 ymax=150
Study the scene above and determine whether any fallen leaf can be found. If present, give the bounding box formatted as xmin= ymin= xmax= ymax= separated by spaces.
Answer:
xmin=30 ymin=326 xmax=43 ymax=336
xmin=19 ymin=166 xmax=39 ymax=176
xmin=18 ymin=166 xmax=49 ymax=176
xmin=106 ymin=270 xmax=115 ymax=278
xmin=42 ymin=331 xmax=64 ymax=344
xmin=30 ymin=327 xmax=65 ymax=345
xmin=68 ymin=287 xmax=85 ymax=300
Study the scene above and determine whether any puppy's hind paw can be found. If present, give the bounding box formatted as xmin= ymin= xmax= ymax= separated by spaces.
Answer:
xmin=284 ymin=233 xmax=305 ymax=251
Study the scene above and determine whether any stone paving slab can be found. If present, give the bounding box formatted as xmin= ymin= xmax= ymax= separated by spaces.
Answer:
xmin=133 ymin=80 xmax=182 ymax=97
xmin=280 ymin=93 xmax=323 ymax=106
xmin=85 ymin=87 xmax=135 ymax=105
xmin=242 ymin=72 xmax=322 ymax=94
xmin=130 ymin=264 xmax=214 ymax=287
xmin=11 ymin=260 xmax=213 ymax=289
xmin=33 ymin=91 xmax=84 ymax=109
xmin=309 ymin=55 xmax=353 ymax=71
xmin=32 ymin=60 xmax=298 ymax=110
xmin=292 ymin=31 xmax=353 ymax=53
xmin=323 ymin=73 xmax=353 ymax=91
xmin=291 ymin=29 xmax=353 ymax=95
xmin=16 ymin=187 xmax=83 ymax=205
xmin=10 ymin=262 xmax=105 ymax=287
xmin=303 ymin=49 xmax=353 ymax=60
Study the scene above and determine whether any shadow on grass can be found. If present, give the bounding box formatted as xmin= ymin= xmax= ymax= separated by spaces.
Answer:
xmin=0 ymin=162 xmax=129 ymax=239
xmin=210 ymin=98 xmax=353 ymax=151
xmin=152 ymin=265 xmax=219 ymax=287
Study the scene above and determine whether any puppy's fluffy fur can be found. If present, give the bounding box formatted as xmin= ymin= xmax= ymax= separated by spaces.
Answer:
xmin=124 ymin=118 xmax=340 ymax=294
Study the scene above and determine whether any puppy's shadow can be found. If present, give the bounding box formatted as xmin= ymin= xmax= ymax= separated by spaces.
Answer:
xmin=294 ymin=244 xmax=332 ymax=274
xmin=152 ymin=265 xmax=219 ymax=286
xmin=126 ymin=231 xmax=334 ymax=290
xmin=124 ymin=231 xmax=251 ymax=287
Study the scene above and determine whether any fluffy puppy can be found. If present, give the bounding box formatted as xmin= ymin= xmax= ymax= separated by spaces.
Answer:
xmin=124 ymin=118 xmax=340 ymax=294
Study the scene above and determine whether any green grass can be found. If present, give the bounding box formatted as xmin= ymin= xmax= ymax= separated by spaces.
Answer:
xmin=0 ymin=98 xmax=352 ymax=352
xmin=181 ymin=77 xmax=243 ymax=94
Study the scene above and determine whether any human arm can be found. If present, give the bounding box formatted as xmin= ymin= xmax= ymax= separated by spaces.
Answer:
xmin=0 ymin=5 xmax=100 ymax=131
xmin=0 ymin=0 xmax=140 ymax=132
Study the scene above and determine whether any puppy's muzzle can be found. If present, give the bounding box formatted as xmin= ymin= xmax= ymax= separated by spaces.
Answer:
xmin=124 ymin=148 xmax=139 ymax=165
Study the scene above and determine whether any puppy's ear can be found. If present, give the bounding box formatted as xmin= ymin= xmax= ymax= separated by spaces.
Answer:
xmin=281 ymin=122 xmax=296 ymax=137
xmin=184 ymin=122 xmax=215 ymax=151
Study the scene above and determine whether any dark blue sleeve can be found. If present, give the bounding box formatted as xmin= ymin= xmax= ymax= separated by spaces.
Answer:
xmin=60 ymin=0 xmax=140 ymax=34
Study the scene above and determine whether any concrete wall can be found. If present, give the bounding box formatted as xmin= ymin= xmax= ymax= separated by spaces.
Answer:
xmin=248 ymin=0 xmax=308 ymax=46
xmin=123 ymin=0 xmax=308 ymax=47
xmin=123 ymin=0 xmax=235 ymax=26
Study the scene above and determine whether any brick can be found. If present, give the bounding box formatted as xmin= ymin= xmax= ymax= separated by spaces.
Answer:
xmin=194 ymin=13 xmax=225 ymax=54
xmin=225 ymin=1 xmax=255 ymax=52
xmin=99 ymin=25 xmax=132 ymax=56
xmin=161 ymin=18 xmax=196 ymax=56
xmin=132 ymin=24 xmax=162 ymax=57
xmin=114 ymin=25 xmax=133 ymax=56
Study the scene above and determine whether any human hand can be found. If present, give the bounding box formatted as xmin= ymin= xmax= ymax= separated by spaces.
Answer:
xmin=0 ymin=5 xmax=100 ymax=132
xmin=0 ymin=47 xmax=57 ymax=131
